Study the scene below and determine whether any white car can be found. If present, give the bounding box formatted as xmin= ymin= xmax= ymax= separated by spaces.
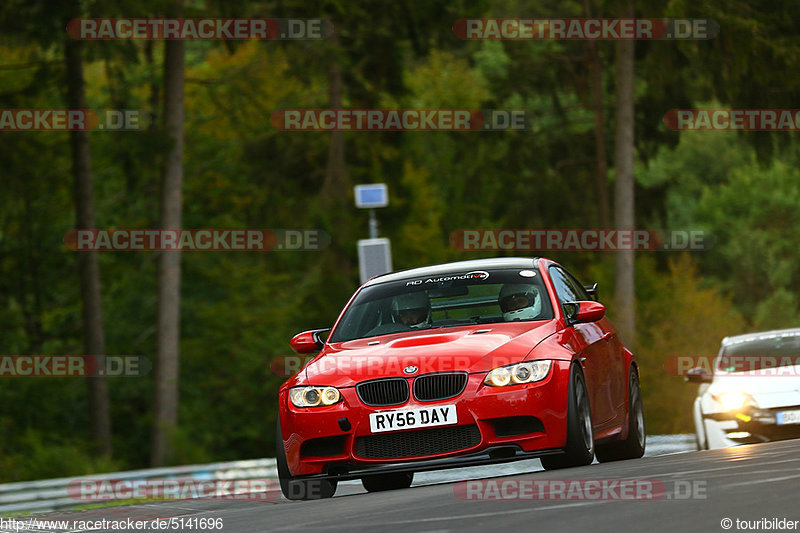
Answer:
xmin=688 ymin=328 xmax=800 ymax=450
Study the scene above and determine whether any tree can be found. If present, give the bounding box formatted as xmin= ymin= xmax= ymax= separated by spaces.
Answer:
xmin=63 ymin=6 xmax=112 ymax=457
xmin=613 ymin=0 xmax=636 ymax=346
xmin=583 ymin=0 xmax=610 ymax=228
xmin=151 ymin=20 xmax=185 ymax=466
xmin=321 ymin=31 xmax=347 ymax=201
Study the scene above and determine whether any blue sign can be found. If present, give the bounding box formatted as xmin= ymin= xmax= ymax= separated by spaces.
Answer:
xmin=354 ymin=184 xmax=388 ymax=208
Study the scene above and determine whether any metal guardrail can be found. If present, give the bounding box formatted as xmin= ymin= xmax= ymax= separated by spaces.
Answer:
xmin=0 ymin=434 xmax=696 ymax=514
xmin=0 ymin=458 xmax=278 ymax=514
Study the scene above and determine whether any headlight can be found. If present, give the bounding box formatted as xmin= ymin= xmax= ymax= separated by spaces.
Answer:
xmin=485 ymin=361 xmax=552 ymax=387
xmin=289 ymin=386 xmax=341 ymax=408
xmin=713 ymin=391 xmax=749 ymax=411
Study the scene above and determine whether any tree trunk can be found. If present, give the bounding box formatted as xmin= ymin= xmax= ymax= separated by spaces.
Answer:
xmin=145 ymin=41 xmax=160 ymax=131
xmin=583 ymin=0 xmax=610 ymax=228
xmin=151 ymin=36 xmax=185 ymax=467
xmin=322 ymin=50 xmax=347 ymax=199
xmin=614 ymin=0 xmax=636 ymax=346
xmin=65 ymin=38 xmax=112 ymax=456
xmin=318 ymin=34 xmax=356 ymax=283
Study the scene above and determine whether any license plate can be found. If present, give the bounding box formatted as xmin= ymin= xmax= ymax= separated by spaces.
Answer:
xmin=369 ymin=405 xmax=457 ymax=433
xmin=776 ymin=410 xmax=800 ymax=425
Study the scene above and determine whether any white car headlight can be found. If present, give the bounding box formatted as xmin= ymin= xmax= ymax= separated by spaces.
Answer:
xmin=290 ymin=386 xmax=341 ymax=408
xmin=712 ymin=391 xmax=750 ymax=411
xmin=485 ymin=360 xmax=552 ymax=387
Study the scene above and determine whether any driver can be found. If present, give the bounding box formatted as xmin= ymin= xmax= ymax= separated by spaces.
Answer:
xmin=499 ymin=284 xmax=542 ymax=321
xmin=393 ymin=292 xmax=432 ymax=328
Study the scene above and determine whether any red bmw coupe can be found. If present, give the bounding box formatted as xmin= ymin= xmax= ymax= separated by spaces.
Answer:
xmin=276 ymin=257 xmax=645 ymax=499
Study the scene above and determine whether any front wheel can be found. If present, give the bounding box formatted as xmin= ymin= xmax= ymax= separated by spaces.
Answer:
xmin=361 ymin=472 xmax=414 ymax=493
xmin=276 ymin=419 xmax=337 ymax=500
xmin=541 ymin=365 xmax=595 ymax=470
xmin=595 ymin=367 xmax=646 ymax=462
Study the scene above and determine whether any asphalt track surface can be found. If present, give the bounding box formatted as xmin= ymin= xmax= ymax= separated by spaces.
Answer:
xmin=8 ymin=439 xmax=800 ymax=533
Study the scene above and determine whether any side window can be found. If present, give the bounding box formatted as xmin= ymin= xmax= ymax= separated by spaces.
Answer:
xmin=548 ymin=267 xmax=581 ymax=304
xmin=563 ymin=270 xmax=591 ymax=301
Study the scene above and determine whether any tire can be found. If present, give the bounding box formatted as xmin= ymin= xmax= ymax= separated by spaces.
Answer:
xmin=694 ymin=423 xmax=706 ymax=451
xmin=541 ymin=365 xmax=595 ymax=470
xmin=693 ymin=412 xmax=702 ymax=451
xmin=696 ymin=418 xmax=709 ymax=451
xmin=595 ymin=367 xmax=646 ymax=462
xmin=361 ymin=472 xmax=414 ymax=493
xmin=276 ymin=419 xmax=337 ymax=500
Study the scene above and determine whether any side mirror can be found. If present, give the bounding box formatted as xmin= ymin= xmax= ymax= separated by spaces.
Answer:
xmin=566 ymin=301 xmax=606 ymax=324
xmin=685 ymin=367 xmax=712 ymax=383
xmin=583 ymin=283 xmax=598 ymax=301
xmin=289 ymin=328 xmax=330 ymax=354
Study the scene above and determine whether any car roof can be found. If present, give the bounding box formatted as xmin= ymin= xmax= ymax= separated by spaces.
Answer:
xmin=722 ymin=327 xmax=800 ymax=347
xmin=363 ymin=257 xmax=542 ymax=287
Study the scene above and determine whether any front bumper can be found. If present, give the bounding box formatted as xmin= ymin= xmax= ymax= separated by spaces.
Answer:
xmin=279 ymin=361 xmax=571 ymax=477
xmin=703 ymin=404 xmax=800 ymax=446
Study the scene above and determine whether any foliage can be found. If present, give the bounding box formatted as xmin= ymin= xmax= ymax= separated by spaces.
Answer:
xmin=1 ymin=0 xmax=799 ymax=481
xmin=635 ymin=255 xmax=746 ymax=433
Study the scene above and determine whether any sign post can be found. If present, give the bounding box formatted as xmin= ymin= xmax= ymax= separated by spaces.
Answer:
xmin=354 ymin=184 xmax=391 ymax=283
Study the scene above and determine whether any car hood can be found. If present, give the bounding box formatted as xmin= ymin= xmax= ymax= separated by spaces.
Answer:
xmin=709 ymin=367 xmax=800 ymax=409
xmin=304 ymin=321 xmax=557 ymax=387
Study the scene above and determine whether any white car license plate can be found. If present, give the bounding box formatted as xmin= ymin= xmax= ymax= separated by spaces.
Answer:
xmin=776 ymin=410 xmax=800 ymax=425
xmin=369 ymin=405 xmax=457 ymax=433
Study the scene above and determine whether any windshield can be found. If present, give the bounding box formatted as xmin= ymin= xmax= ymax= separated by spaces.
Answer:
xmin=329 ymin=268 xmax=554 ymax=343
xmin=717 ymin=333 xmax=800 ymax=372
